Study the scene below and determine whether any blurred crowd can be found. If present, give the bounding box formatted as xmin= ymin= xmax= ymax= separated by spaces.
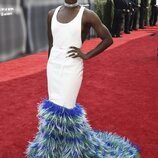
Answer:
xmin=111 ymin=0 xmax=158 ymax=37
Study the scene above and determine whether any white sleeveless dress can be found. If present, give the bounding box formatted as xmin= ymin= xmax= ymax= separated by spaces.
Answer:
xmin=26 ymin=5 xmax=140 ymax=158
xmin=47 ymin=6 xmax=84 ymax=109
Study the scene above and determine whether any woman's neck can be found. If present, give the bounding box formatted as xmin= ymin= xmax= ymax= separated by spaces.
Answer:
xmin=65 ymin=0 xmax=77 ymax=4
xmin=64 ymin=1 xmax=79 ymax=8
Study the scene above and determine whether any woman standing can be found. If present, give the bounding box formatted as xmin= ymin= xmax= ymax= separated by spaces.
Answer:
xmin=26 ymin=0 xmax=140 ymax=157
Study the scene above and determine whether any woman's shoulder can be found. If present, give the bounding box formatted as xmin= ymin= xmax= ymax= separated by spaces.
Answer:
xmin=82 ymin=7 xmax=100 ymax=24
xmin=48 ymin=5 xmax=62 ymax=18
xmin=48 ymin=8 xmax=55 ymax=17
xmin=47 ymin=8 xmax=56 ymax=24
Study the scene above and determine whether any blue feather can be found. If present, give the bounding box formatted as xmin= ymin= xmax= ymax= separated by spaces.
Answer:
xmin=25 ymin=99 xmax=140 ymax=158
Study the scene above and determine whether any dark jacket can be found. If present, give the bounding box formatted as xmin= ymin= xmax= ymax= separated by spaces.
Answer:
xmin=113 ymin=0 xmax=129 ymax=9
xmin=140 ymin=0 xmax=148 ymax=7
xmin=150 ymin=0 xmax=156 ymax=6
xmin=130 ymin=0 xmax=141 ymax=7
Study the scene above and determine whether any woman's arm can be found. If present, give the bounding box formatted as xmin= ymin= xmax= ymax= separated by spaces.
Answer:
xmin=47 ymin=10 xmax=54 ymax=59
xmin=84 ymin=10 xmax=113 ymax=60
xmin=67 ymin=9 xmax=113 ymax=60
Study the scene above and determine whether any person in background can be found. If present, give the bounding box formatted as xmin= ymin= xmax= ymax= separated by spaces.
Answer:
xmin=129 ymin=0 xmax=141 ymax=30
xmin=150 ymin=0 xmax=158 ymax=26
xmin=124 ymin=0 xmax=133 ymax=34
xmin=139 ymin=0 xmax=148 ymax=28
xmin=112 ymin=0 xmax=129 ymax=37
xmin=144 ymin=0 xmax=151 ymax=26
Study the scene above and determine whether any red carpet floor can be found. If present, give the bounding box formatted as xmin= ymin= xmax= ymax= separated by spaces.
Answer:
xmin=0 ymin=26 xmax=158 ymax=158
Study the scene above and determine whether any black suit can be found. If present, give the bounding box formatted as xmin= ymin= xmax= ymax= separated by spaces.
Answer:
xmin=124 ymin=0 xmax=132 ymax=33
xmin=139 ymin=0 xmax=148 ymax=28
xmin=112 ymin=0 xmax=129 ymax=36
xmin=113 ymin=0 xmax=129 ymax=9
xmin=129 ymin=0 xmax=141 ymax=29
xmin=150 ymin=0 xmax=158 ymax=26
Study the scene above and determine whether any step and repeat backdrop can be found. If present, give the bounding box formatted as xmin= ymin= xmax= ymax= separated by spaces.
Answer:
xmin=0 ymin=0 xmax=26 ymax=62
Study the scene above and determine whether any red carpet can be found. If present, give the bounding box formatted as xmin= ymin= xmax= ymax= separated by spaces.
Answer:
xmin=0 ymin=26 xmax=158 ymax=158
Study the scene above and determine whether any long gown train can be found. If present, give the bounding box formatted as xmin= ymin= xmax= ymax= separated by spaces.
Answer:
xmin=26 ymin=99 xmax=140 ymax=158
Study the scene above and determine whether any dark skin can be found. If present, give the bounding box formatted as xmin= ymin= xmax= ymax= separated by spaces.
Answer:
xmin=47 ymin=0 xmax=113 ymax=60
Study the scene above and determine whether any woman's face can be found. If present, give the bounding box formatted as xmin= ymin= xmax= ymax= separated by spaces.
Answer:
xmin=65 ymin=0 xmax=77 ymax=4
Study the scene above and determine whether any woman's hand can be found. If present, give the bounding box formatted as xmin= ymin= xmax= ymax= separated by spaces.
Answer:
xmin=66 ymin=46 xmax=88 ymax=60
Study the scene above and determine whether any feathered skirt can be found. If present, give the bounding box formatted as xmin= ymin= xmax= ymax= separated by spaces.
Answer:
xmin=25 ymin=99 xmax=140 ymax=158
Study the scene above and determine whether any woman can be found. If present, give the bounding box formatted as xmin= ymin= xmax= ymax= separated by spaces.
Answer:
xmin=26 ymin=0 xmax=140 ymax=157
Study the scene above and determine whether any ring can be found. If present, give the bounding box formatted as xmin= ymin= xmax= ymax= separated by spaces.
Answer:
xmin=74 ymin=52 xmax=78 ymax=56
